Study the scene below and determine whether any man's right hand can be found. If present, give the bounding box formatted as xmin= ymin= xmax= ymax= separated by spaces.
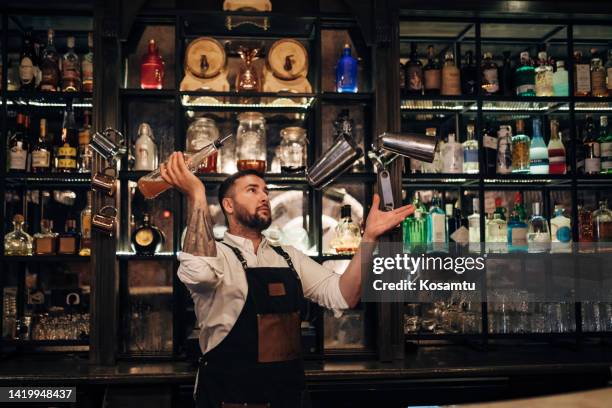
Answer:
xmin=160 ymin=152 xmax=205 ymax=203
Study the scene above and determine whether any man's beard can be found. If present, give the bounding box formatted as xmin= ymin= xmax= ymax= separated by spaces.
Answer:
xmin=234 ymin=204 xmax=272 ymax=231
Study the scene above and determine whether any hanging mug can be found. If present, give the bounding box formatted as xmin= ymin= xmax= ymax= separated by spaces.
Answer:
xmin=92 ymin=166 xmax=118 ymax=196
xmin=92 ymin=206 xmax=118 ymax=236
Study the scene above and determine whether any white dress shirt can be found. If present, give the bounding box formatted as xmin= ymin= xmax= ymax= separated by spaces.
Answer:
xmin=177 ymin=231 xmax=349 ymax=355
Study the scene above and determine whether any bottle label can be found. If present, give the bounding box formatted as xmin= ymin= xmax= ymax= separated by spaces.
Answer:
xmin=31 ymin=150 xmax=51 ymax=168
xmin=483 ymin=68 xmax=499 ymax=92
xmin=424 ymin=69 xmax=441 ymax=90
xmin=516 ymin=83 xmax=536 ymax=95
xmin=19 ymin=57 xmax=35 ymax=84
xmin=58 ymin=158 xmax=77 ymax=169
xmin=450 ymin=226 xmax=469 ymax=244
xmin=575 ymin=64 xmax=591 ymax=94
xmin=585 ymin=158 xmax=601 ymax=173
xmin=601 ymin=142 xmax=612 ymax=170
xmin=407 ymin=66 xmax=423 ymax=92
xmin=591 ymin=70 xmax=607 ymax=95
xmin=82 ymin=61 xmax=93 ymax=81
xmin=510 ymin=226 xmax=528 ymax=245
xmin=58 ymin=237 xmax=76 ymax=254
xmin=552 ymin=225 xmax=572 ymax=243
xmin=463 ymin=149 xmax=478 ymax=164
xmin=58 ymin=146 xmax=77 ymax=157
xmin=9 ymin=142 xmax=27 ymax=170
xmin=442 ymin=68 xmax=461 ymax=95
xmin=430 ymin=213 xmax=446 ymax=243
xmin=483 ymin=135 xmax=498 ymax=150
xmin=530 ymin=158 xmax=550 ymax=166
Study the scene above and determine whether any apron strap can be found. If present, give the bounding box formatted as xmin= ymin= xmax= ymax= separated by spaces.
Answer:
xmin=220 ymin=241 xmax=249 ymax=270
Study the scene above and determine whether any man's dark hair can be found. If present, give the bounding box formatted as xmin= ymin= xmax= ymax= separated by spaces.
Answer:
xmin=218 ymin=169 xmax=265 ymax=223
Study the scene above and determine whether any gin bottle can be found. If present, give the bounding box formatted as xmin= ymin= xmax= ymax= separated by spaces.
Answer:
xmin=462 ymin=123 xmax=479 ymax=174
xmin=552 ymin=60 xmax=569 ymax=96
xmin=427 ymin=194 xmax=448 ymax=252
xmin=535 ymin=51 xmax=553 ymax=96
xmin=442 ymin=133 xmax=463 ymax=173
xmin=511 ymin=119 xmax=530 ymax=173
xmin=529 ymin=118 xmax=549 ymax=174
xmin=515 ymin=51 xmax=535 ymax=96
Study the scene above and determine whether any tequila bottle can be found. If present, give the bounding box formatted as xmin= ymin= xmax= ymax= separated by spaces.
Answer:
xmin=427 ymin=194 xmax=448 ymax=252
xmin=592 ymin=201 xmax=612 ymax=243
xmin=515 ymin=51 xmax=535 ymax=96
xmin=57 ymin=220 xmax=81 ymax=255
xmin=552 ymin=60 xmax=569 ymax=96
xmin=442 ymin=132 xmax=463 ymax=173
xmin=527 ymin=202 xmax=550 ymax=253
xmin=4 ymin=215 xmax=33 ymax=256
xmin=462 ymin=123 xmax=479 ymax=174
xmin=548 ymin=119 xmax=566 ymax=175
xmin=535 ymin=51 xmax=554 ymax=96
xmin=496 ymin=125 xmax=513 ymax=174
xmin=551 ymin=205 xmax=572 ymax=253
xmin=33 ymin=219 xmax=57 ymax=255
xmin=512 ymin=119 xmax=530 ymax=173
xmin=529 ymin=118 xmax=549 ymax=174
xmin=331 ymin=205 xmax=361 ymax=255
xmin=598 ymin=116 xmax=612 ymax=174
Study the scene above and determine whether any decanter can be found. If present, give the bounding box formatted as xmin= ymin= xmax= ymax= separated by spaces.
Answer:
xmin=4 ymin=214 xmax=33 ymax=256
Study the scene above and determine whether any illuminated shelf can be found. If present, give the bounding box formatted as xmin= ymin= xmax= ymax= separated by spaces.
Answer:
xmin=4 ymin=172 xmax=91 ymax=188
xmin=180 ymin=91 xmax=316 ymax=111
xmin=401 ymin=96 xmax=476 ymax=112
xmin=403 ymin=174 xmax=480 ymax=186
xmin=481 ymin=97 xmax=569 ymax=113
xmin=484 ymin=174 xmax=571 ymax=186
xmin=6 ymin=91 xmax=93 ymax=108
xmin=117 ymin=252 xmax=176 ymax=260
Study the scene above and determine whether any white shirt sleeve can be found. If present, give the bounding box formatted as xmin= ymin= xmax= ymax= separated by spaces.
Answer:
xmin=283 ymin=246 xmax=349 ymax=311
xmin=177 ymin=242 xmax=226 ymax=294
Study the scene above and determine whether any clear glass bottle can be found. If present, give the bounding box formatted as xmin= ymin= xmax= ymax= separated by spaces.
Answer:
xmin=279 ymin=127 xmax=307 ymax=173
xmin=441 ymin=51 xmax=461 ymax=96
xmin=423 ymin=45 xmax=441 ymax=95
xmin=527 ymin=202 xmax=550 ymax=253
xmin=186 ymin=118 xmax=219 ymax=173
xmin=507 ymin=193 xmax=528 ymax=252
xmin=4 ymin=215 xmax=33 ymax=256
xmin=553 ymin=60 xmax=569 ymax=96
xmin=529 ymin=118 xmax=549 ymax=174
xmin=462 ymin=123 xmax=479 ymax=174
xmin=574 ymin=50 xmax=591 ymax=97
xmin=78 ymin=111 xmax=93 ymax=173
xmin=486 ymin=213 xmax=508 ymax=253
xmin=81 ymin=32 xmax=94 ymax=93
xmin=592 ymin=201 xmax=612 ymax=243
xmin=336 ymin=44 xmax=358 ymax=93
xmin=8 ymin=113 xmax=28 ymax=172
xmin=583 ymin=115 xmax=601 ymax=175
xmin=427 ymin=194 xmax=448 ymax=251
xmin=468 ymin=198 xmax=481 ymax=244
xmin=441 ymin=132 xmax=463 ymax=173
xmin=548 ymin=119 xmax=566 ymax=175
xmin=496 ymin=125 xmax=513 ymax=174
xmin=39 ymin=29 xmax=60 ymax=91
xmin=514 ymin=51 xmax=535 ymax=96
xmin=57 ymin=219 xmax=80 ymax=255
xmin=551 ymin=205 xmax=573 ymax=252
xmin=406 ymin=42 xmax=423 ymax=95
xmin=19 ymin=29 xmax=38 ymax=91
xmin=140 ymin=39 xmax=165 ymax=90
xmin=481 ymin=52 xmax=500 ymax=95
xmin=61 ymin=36 xmax=81 ymax=92
xmin=33 ymin=219 xmax=57 ymax=255
xmin=236 ymin=112 xmax=267 ymax=172
xmin=331 ymin=205 xmax=361 ymax=255
xmin=535 ymin=51 xmax=554 ymax=96
xmin=590 ymin=50 xmax=608 ymax=97
xmin=31 ymin=118 xmax=52 ymax=173
xmin=133 ymin=123 xmax=159 ymax=171
xmin=598 ymin=115 xmax=612 ymax=174
xmin=79 ymin=191 xmax=92 ymax=256
xmin=512 ymin=119 xmax=530 ymax=173
xmin=131 ymin=213 xmax=164 ymax=255
xmin=461 ymin=51 xmax=477 ymax=96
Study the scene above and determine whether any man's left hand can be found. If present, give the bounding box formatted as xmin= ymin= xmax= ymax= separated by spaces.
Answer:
xmin=362 ymin=194 xmax=415 ymax=241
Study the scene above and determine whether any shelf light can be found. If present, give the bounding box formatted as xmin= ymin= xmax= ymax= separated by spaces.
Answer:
xmin=484 ymin=178 xmax=553 ymax=184
xmin=181 ymin=96 xmax=315 ymax=110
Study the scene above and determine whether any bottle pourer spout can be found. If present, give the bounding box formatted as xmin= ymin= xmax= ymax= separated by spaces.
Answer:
xmin=215 ymin=133 xmax=233 ymax=148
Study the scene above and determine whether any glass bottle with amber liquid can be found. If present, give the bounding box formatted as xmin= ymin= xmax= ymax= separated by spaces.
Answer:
xmin=406 ymin=42 xmax=423 ymax=95
xmin=590 ymin=49 xmax=608 ymax=97
xmin=461 ymin=51 xmax=477 ymax=95
xmin=33 ymin=219 xmax=57 ymax=255
xmin=131 ymin=213 xmax=164 ymax=255
xmin=330 ymin=205 xmax=361 ymax=255
xmin=57 ymin=219 xmax=80 ymax=255
xmin=574 ymin=50 xmax=591 ymax=97
xmin=61 ymin=36 xmax=81 ymax=92
xmin=56 ymin=106 xmax=78 ymax=173
xmin=441 ymin=51 xmax=461 ymax=96
xmin=583 ymin=115 xmax=601 ymax=175
xmin=39 ymin=29 xmax=60 ymax=92
xmin=31 ymin=118 xmax=52 ymax=173
xmin=423 ymin=45 xmax=441 ymax=95
xmin=81 ymin=33 xmax=94 ymax=93
xmin=512 ymin=119 xmax=530 ymax=173
xmin=481 ymin=52 xmax=500 ymax=95
xmin=78 ymin=110 xmax=93 ymax=172
xmin=79 ymin=191 xmax=92 ymax=256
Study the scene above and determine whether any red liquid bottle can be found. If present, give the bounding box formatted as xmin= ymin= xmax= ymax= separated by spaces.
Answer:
xmin=140 ymin=39 xmax=165 ymax=90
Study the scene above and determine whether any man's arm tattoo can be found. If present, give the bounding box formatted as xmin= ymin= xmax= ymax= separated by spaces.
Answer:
xmin=183 ymin=199 xmax=217 ymax=256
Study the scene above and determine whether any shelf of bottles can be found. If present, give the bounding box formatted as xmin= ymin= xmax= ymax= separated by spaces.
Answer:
xmin=1 ymin=13 xmax=95 ymax=352
xmin=398 ymin=18 xmax=612 ymax=342
xmin=113 ymin=11 xmax=376 ymax=358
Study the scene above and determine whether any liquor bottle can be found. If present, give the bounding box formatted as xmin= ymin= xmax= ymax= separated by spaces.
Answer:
xmin=501 ymin=51 xmax=514 ymax=96
xmin=5 ymin=214 xmax=33 ymax=256
xmin=483 ymin=122 xmax=498 ymax=175
xmin=423 ymin=45 xmax=441 ymax=95
xmin=486 ymin=213 xmax=508 ymax=253
xmin=19 ymin=29 xmax=39 ymax=91
xmin=442 ymin=133 xmax=463 ymax=173
xmin=31 ymin=118 xmax=52 ymax=173
xmin=8 ymin=113 xmax=28 ymax=172
xmin=592 ymin=201 xmax=612 ymax=242
xmin=550 ymin=204 xmax=572 ymax=252
xmin=82 ymin=32 xmax=94 ymax=93
xmin=574 ymin=50 xmax=591 ymax=97
xmin=529 ymin=118 xmax=549 ymax=174
xmin=514 ymin=51 xmax=535 ymax=96
xmin=78 ymin=110 xmax=93 ymax=172
xmin=578 ymin=204 xmax=593 ymax=243
xmin=481 ymin=52 xmax=500 ymax=95
xmin=494 ymin=197 xmax=507 ymax=221
xmin=527 ymin=202 xmax=550 ymax=253
xmin=61 ymin=36 xmax=81 ymax=92
xmin=496 ymin=125 xmax=513 ymax=174
xmin=24 ymin=115 xmax=32 ymax=171
xmin=462 ymin=123 xmax=479 ymax=174
xmin=79 ymin=191 xmax=92 ymax=256
xmin=606 ymin=48 xmax=612 ymax=96
xmin=511 ymin=119 xmax=530 ymax=173
xmin=410 ymin=128 xmax=434 ymax=173
xmin=335 ymin=44 xmax=358 ymax=93
xmin=56 ymin=106 xmax=78 ymax=172
xmin=39 ymin=29 xmax=60 ymax=91
xmin=461 ymin=51 xmax=477 ymax=95
xmin=590 ymin=49 xmax=608 ymax=98
xmin=405 ymin=42 xmax=423 ymax=95
xmin=403 ymin=193 xmax=427 ymax=252
xmin=140 ymin=39 xmax=165 ymax=90
xmin=441 ymin=51 xmax=461 ymax=96
xmin=134 ymin=123 xmax=158 ymax=171
xmin=583 ymin=115 xmax=601 ymax=175
xmin=507 ymin=192 xmax=528 ymax=252
xmin=446 ymin=203 xmax=461 ymax=238
xmin=330 ymin=205 xmax=361 ymax=255
xmin=427 ymin=194 xmax=448 ymax=251
xmin=399 ymin=61 xmax=406 ymax=92
xmin=548 ymin=119 xmax=566 ymax=175
xmin=33 ymin=219 xmax=57 ymax=255
xmin=598 ymin=115 xmax=612 ymax=174
xmin=468 ymin=197 xmax=481 ymax=245
xmin=535 ymin=51 xmax=554 ymax=96
xmin=553 ymin=60 xmax=569 ymax=96
xmin=57 ymin=219 xmax=81 ymax=255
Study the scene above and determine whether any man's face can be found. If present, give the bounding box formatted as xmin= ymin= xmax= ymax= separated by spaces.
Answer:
xmin=224 ymin=175 xmax=272 ymax=231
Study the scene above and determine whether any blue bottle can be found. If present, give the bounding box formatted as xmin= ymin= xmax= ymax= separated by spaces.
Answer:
xmin=336 ymin=44 xmax=358 ymax=93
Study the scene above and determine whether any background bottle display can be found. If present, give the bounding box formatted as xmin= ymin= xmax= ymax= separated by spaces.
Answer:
xmin=511 ymin=119 xmax=530 ymax=173
xmin=82 ymin=32 xmax=94 ymax=93
xmin=483 ymin=123 xmax=498 ymax=174
xmin=590 ymin=49 xmax=607 ymax=97
xmin=550 ymin=205 xmax=572 ymax=252
xmin=427 ymin=194 xmax=448 ymax=251
xmin=481 ymin=52 xmax=499 ymax=95
xmin=405 ymin=42 xmax=423 ymax=95
xmin=583 ymin=115 xmax=601 ymax=174
xmin=496 ymin=125 xmax=513 ymax=174
xmin=592 ymin=201 xmax=612 ymax=242
xmin=468 ymin=198 xmax=480 ymax=245
xmin=131 ymin=213 xmax=165 ymax=255
xmin=462 ymin=124 xmax=478 ymax=173
xmin=574 ymin=50 xmax=591 ymax=97
xmin=134 ymin=123 xmax=159 ymax=171
xmin=141 ymin=39 xmax=165 ymax=90
xmin=441 ymin=133 xmax=463 ymax=173
xmin=57 ymin=219 xmax=80 ymax=255
xmin=4 ymin=215 xmax=33 ymax=256
xmin=441 ymin=51 xmax=461 ymax=96
xmin=599 ymin=116 xmax=612 ymax=174
xmin=19 ymin=29 xmax=38 ymax=91
xmin=403 ymin=193 xmax=427 ymax=253
xmin=33 ymin=219 xmax=57 ymax=255
xmin=534 ymin=51 xmax=553 ymax=96
xmin=331 ymin=205 xmax=361 ymax=255
xmin=578 ymin=204 xmax=594 ymax=243
xmin=31 ymin=118 xmax=52 ymax=173
xmin=552 ymin=60 xmax=569 ymax=96
xmin=461 ymin=50 xmax=477 ymax=95
xmin=8 ymin=113 xmax=28 ymax=172
xmin=548 ymin=119 xmax=566 ymax=175
xmin=56 ymin=106 xmax=78 ymax=172
xmin=529 ymin=118 xmax=549 ymax=174
xmin=39 ymin=29 xmax=60 ymax=91
xmin=423 ymin=45 xmax=441 ymax=95
xmin=515 ymin=51 xmax=535 ymax=96
xmin=80 ymin=191 xmax=93 ymax=256
xmin=61 ymin=36 xmax=81 ymax=92
xmin=78 ymin=111 xmax=93 ymax=172
xmin=527 ymin=202 xmax=550 ymax=253
xmin=486 ymin=213 xmax=508 ymax=252
xmin=336 ymin=44 xmax=358 ymax=93
xmin=501 ymin=51 xmax=514 ymax=96
xmin=606 ymin=49 xmax=612 ymax=95
xmin=507 ymin=193 xmax=528 ymax=252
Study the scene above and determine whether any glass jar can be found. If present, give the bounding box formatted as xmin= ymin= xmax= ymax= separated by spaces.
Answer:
xmin=186 ymin=118 xmax=220 ymax=173
xmin=279 ymin=127 xmax=307 ymax=173
xmin=236 ymin=112 xmax=266 ymax=173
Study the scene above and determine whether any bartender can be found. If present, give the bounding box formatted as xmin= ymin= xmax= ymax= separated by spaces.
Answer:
xmin=160 ymin=152 xmax=414 ymax=408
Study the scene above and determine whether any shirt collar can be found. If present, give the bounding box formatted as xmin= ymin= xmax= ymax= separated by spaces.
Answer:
xmin=223 ymin=231 xmax=269 ymax=255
